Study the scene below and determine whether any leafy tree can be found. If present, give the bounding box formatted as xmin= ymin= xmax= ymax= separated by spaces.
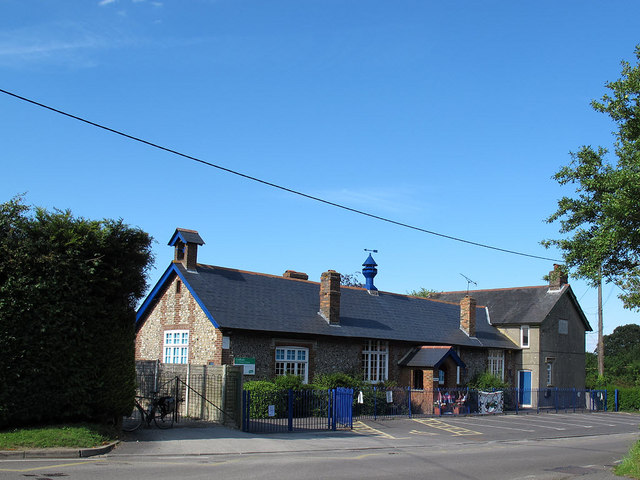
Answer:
xmin=340 ymin=272 xmax=364 ymax=288
xmin=603 ymin=324 xmax=640 ymax=358
xmin=584 ymin=352 xmax=600 ymax=389
xmin=586 ymin=324 xmax=640 ymax=388
xmin=408 ymin=287 xmax=438 ymax=298
xmin=543 ymin=45 xmax=640 ymax=310
xmin=0 ymin=196 xmax=153 ymax=427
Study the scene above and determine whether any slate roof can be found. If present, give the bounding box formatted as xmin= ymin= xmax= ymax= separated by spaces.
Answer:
xmin=398 ymin=346 xmax=465 ymax=368
xmin=430 ymin=286 xmax=592 ymax=331
xmin=168 ymin=228 xmax=205 ymax=246
xmin=137 ymin=262 xmax=519 ymax=350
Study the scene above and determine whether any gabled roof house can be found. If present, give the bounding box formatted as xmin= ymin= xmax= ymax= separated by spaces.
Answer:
xmin=135 ymin=229 xmax=590 ymax=394
xmin=431 ymin=266 xmax=592 ymax=398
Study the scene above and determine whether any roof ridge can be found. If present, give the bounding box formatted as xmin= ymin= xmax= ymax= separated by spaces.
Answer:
xmin=195 ymin=263 xmax=317 ymax=283
xmin=189 ymin=263 xmax=504 ymax=308
xmin=438 ymin=285 xmax=551 ymax=294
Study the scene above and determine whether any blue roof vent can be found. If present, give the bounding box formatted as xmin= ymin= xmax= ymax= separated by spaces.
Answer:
xmin=362 ymin=253 xmax=378 ymax=292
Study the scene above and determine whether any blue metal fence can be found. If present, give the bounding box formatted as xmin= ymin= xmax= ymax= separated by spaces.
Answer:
xmin=242 ymin=388 xmax=353 ymax=433
xmin=242 ymin=386 xmax=609 ymax=433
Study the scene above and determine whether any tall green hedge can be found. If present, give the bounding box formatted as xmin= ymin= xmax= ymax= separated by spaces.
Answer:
xmin=609 ymin=387 xmax=640 ymax=412
xmin=0 ymin=197 xmax=153 ymax=427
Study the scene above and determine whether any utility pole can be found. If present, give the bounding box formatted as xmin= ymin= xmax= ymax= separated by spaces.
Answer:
xmin=597 ymin=270 xmax=604 ymax=377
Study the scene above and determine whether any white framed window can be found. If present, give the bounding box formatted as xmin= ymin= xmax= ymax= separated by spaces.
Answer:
xmin=164 ymin=330 xmax=189 ymax=364
xmin=362 ymin=340 xmax=388 ymax=383
xmin=438 ymin=370 xmax=445 ymax=385
xmin=275 ymin=346 xmax=309 ymax=383
xmin=520 ymin=325 xmax=530 ymax=348
xmin=546 ymin=362 xmax=553 ymax=386
xmin=488 ymin=349 xmax=504 ymax=381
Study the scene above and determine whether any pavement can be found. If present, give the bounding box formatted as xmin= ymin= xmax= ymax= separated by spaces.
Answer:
xmin=2 ymin=412 xmax=640 ymax=460
xmin=0 ymin=423 xmax=362 ymax=459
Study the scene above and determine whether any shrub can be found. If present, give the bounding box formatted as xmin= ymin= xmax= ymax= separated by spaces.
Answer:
xmin=611 ymin=387 xmax=640 ymax=412
xmin=243 ymin=381 xmax=284 ymax=418
xmin=467 ymin=371 xmax=510 ymax=390
xmin=272 ymin=374 xmax=306 ymax=391
xmin=311 ymin=372 xmax=363 ymax=390
xmin=0 ymin=197 xmax=153 ymax=427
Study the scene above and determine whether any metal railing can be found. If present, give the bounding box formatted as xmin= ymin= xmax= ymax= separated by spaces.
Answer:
xmin=241 ymin=386 xmax=610 ymax=433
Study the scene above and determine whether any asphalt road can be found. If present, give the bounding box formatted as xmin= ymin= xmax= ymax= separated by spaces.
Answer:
xmin=1 ymin=412 xmax=639 ymax=479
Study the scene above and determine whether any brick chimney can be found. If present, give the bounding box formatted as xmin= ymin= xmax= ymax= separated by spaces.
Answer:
xmin=549 ymin=264 xmax=568 ymax=290
xmin=283 ymin=270 xmax=309 ymax=280
xmin=168 ymin=228 xmax=205 ymax=272
xmin=319 ymin=270 xmax=341 ymax=325
xmin=460 ymin=295 xmax=476 ymax=337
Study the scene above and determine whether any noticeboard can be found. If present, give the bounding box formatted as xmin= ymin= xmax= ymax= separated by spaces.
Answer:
xmin=233 ymin=357 xmax=256 ymax=375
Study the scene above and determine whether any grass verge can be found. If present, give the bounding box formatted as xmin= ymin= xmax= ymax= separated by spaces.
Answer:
xmin=615 ymin=439 xmax=640 ymax=478
xmin=0 ymin=424 xmax=118 ymax=450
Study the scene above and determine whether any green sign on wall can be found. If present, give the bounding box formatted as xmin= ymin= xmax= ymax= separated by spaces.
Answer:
xmin=233 ymin=357 xmax=255 ymax=375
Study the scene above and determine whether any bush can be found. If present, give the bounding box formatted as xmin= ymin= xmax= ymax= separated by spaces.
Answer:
xmin=243 ymin=381 xmax=285 ymax=418
xmin=311 ymin=372 xmax=363 ymax=390
xmin=0 ymin=197 xmax=153 ymax=428
xmin=272 ymin=374 xmax=306 ymax=391
xmin=611 ymin=387 xmax=640 ymax=412
xmin=467 ymin=371 xmax=510 ymax=390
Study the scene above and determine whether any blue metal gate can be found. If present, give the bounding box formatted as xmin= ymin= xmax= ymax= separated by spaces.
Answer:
xmin=332 ymin=387 xmax=353 ymax=430
xmin=242 ymin=388 xmax=353 ymax=433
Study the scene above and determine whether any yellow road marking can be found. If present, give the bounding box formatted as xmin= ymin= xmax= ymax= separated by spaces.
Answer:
xmin=412 ymin=418 xmax=482 ymax=436
xmin=352 ymin=421 xmax=397 ymax=439
xmin=343 ymin=453 xmax=384 ymax=460
xmin=409 ymin=429 xmax=437 ymax=436
xmin=0 ymin=459 xmax=105 ymax=472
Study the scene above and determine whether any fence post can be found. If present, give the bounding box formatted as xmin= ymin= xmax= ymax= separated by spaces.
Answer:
xmin=374 ymin=386 xmax=377 ymax=421
xmin=221 ymin=365 xmax=227 ymax=424
xmin=174 ymin=376 xmax=180 ymax=423
xmin=288 ymin=389 xmax=294 ymax=432
xmin=554 ymin=388 xmax=558 ymax=413
xmin=327 ymin=389 xmax=332 ymax=430
xmin=242 ymin=390 xmax=247 ymax=432
xmin=615 ymin=389 xmax=619 ymax=412
xmin=408 ymin=387 xmax=412 ymax=419
xmin=465 ymin=387 xmax=469 ymax=414
xmin=604 ymin=390 xmax=608 ymax=412
xmin=332 ymin=389 xmax=338 ymax=431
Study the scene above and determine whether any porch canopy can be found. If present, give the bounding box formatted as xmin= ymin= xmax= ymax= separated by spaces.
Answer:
xmin=398 ymin=345 xmax=465 ymax=369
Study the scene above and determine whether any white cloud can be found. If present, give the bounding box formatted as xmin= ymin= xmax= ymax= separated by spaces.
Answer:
xmin=0 ymin=22 xmax=127 ymax=68
xmin=317 ymin=185 xmax=425 ymax=215
xmin=98 ymin=0 xmax=117 ymax=6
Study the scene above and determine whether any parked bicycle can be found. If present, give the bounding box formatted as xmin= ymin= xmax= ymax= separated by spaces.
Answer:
xmin=122 ymin=392 xmax=176 ymax=431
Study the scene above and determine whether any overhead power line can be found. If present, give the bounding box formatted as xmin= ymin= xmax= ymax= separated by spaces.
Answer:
xmin=0 ymin=87 xmax=562 ymax=263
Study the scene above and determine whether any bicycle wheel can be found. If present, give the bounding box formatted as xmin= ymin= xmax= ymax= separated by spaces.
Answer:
xmin=154 ymin=409 xmax=174 ymax=429
xmin=122 ymin=405 xmax=145 ymax=432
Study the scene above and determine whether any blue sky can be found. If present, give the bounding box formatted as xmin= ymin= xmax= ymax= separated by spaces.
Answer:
xmin=1 ymin=0 xmax=639 ymax=351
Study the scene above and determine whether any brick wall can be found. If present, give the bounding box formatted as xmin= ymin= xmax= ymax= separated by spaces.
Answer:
xmin=136 ymin=275 xmax=223 ymax=365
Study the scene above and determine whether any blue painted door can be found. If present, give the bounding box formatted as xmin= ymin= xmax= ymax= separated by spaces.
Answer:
xmin=518 ymin=371 xmax=532 ymax=406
